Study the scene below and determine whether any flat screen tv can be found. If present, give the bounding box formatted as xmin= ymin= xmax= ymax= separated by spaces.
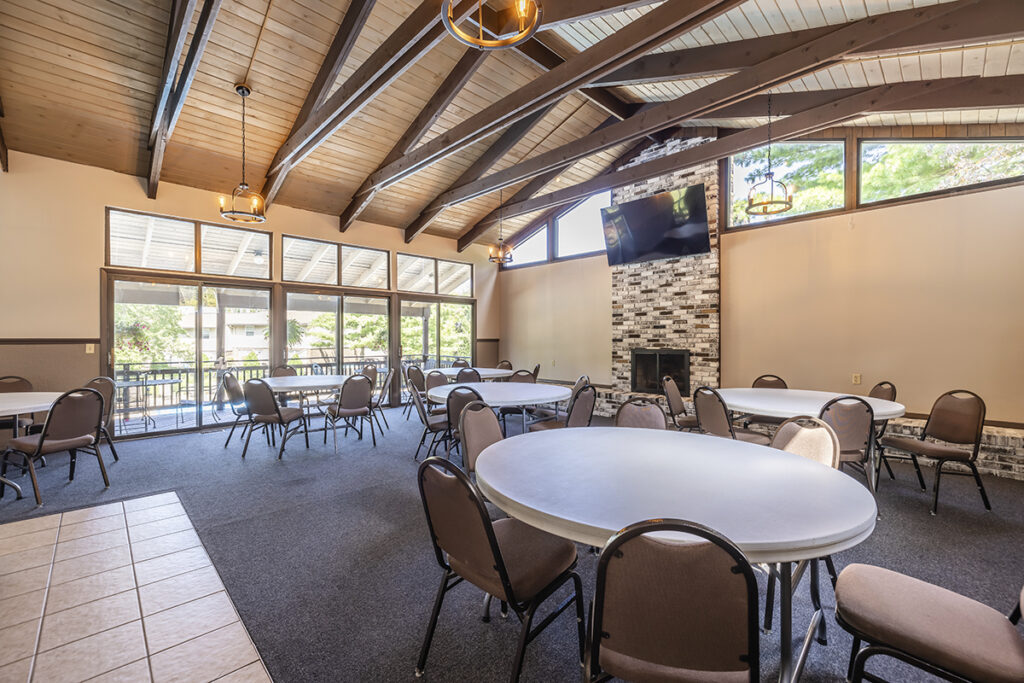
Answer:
xmin=600 ymin=183 xmax=710 ymax=266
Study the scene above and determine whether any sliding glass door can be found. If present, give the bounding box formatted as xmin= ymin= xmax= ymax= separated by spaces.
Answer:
xmin=202 ymin=287 xmax=270 ymax=421
xmin=285 ymin=292 xmax=340 ymax=374
xmin=342 ymin=296 xmax=389 ymax=387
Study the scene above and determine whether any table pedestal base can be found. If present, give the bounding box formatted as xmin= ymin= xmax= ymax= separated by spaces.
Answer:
xmin=776 ymin=558 xmax=826 ymax=683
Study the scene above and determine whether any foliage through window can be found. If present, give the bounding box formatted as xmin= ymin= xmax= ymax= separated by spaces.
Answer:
xmin=555 ymin=191 xmax=611 ymax=257
xmin=860 ymin=140 xmax=1024 ymax=204
xmin=729 ymin=142 xmax=845 ymax=227
xmin=510 ymin=227 xmax=548 ymax=265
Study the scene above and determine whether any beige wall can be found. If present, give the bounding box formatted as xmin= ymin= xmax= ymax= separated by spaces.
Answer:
xmin=0 ymin=151 xmax=500 ymax=342
xmin=722 ymin=185 xmax=1024 ymax=422
xmin=499 ymin=255 xmax=613 ymax=385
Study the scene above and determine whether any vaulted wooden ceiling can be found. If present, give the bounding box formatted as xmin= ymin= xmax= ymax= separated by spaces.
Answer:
xmin=1 ymin=0 xmax=1022 ymax=249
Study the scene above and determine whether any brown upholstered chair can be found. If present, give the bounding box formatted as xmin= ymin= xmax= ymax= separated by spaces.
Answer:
xmin=409 ymin=378 xmax=447 ymax=460
xmin=361 ymin=364 xmax=378 ymax=389
xmin=444 ymin=386 xmax=483 ymax=457
xmin=819 ymin=396 xmax=876 ymax=492
xmin=459 ymin=400 xmax=503 ymax=474
xmin=370 ymin=367 xmax=395 ymax=432
xmin=507 ymin=370 xmax=535 ymax=383
xmin=496 ymin=360 xmax=513 ymax=370
xmin=835 ymin=564 xmax=1023 ymax=683
xmin=614 ymin=397 xmax=668 ymax=430
xmin=530 ymin=385 xmax=596 ymax=432
xmin=241 ymin=379 xmax=309 ymax=459
xmin=326 ymin=374 xmax=376 ymax=450
xmin=451 ymin=359 xmax=470 ymax=368
xmin=531 ymin=375 xmax=589 ymax=423
xmin=0 ymin=375 xmax=35 ymax=434
xmin=220 ymin=372 xmax=251 ymax=448
xmin=586 ymin=519 xmax=760 ymax=683
xmin=530 ymin=363 xmax=541 ymax=380
xmin=771 ymin=416 xmax=840 ymax=469
xmin=868 ymin=381 xmax=897 ymax=479
xmin=663 ymin=375 xmax=698 ymax=431
xmin=456 ymin=368 xmax=481 ymax=383
xmin=404 ymin=365 xmax=427 ymax=420
xmin=416 ymin=457 xmax=584 ymax=681
xmin=270 ymin=364 xmax=301 ymax=408
xmin=499 ymin=370 xmax=537 ymax=431
xmin=693 ymin=386 xmax=771 ymax=446
xmin=84 ymin=377 xmax=119 ymax=462
xmin=879 ymin=389 xmax=988 ymax=515
xmin=742 ymin=374 xmax=789 ymax=429
xmin=1 ymin=388 xmax=108 ymax=505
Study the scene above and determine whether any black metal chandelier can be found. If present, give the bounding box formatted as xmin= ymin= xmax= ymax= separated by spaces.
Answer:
xmin=489 ymin=189 xmax=513 ymax=264
xmin=746 ymin=94 xmax=793 ymax=217
xmin=219 ymin=83 xmax=266 ymax=224
xmin=442 ymin=0 xmax=541 ymax=51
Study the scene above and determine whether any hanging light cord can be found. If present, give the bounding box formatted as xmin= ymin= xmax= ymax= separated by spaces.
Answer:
xmin=240 ymin=94 xmax=248 ymax=188
xmin=766 ymin=93 xmax=773 ymax=175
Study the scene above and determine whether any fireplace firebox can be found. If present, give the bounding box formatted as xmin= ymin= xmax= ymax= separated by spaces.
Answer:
xmin=630 ymin=348 xmax=690 ymax=394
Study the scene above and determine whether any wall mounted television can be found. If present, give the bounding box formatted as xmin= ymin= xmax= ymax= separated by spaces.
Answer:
xmin=600 ymin=183 xmax=710 ymax=266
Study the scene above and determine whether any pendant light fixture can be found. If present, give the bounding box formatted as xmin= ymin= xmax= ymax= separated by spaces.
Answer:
xmin=746 ymin=94 xmax=793 ymax=217
xmin=442 ymin=0 xmax=541 ymax=51
xmin=489 ymin=189 xmax=513 ymax=265
xmin=219 ymin=83 xmax=266 ymax=223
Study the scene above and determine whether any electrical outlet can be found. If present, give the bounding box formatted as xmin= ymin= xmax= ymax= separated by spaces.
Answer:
xmin=551 ymin=359 xmax=556 ymax=367
xmin=85 ymin=343 xmax=95 ymax=354
xmin=852 ymin=373 xmax=861 ymax=385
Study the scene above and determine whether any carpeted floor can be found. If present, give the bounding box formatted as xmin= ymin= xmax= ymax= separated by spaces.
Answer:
xmin=1 ymin=409 xmax=1022 ymax=682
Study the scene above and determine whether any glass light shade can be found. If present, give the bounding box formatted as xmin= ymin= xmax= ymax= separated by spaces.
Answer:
xmin=746 ymin=172 xmax=793 ymax=216
xmin=442 ymin=0 xmax=541 ymax=50
xmin=220 ymin=183 xmax=266 ymax=224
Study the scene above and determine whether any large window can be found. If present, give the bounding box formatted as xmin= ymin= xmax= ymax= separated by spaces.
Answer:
xmin=510 ymin=226 xmax=548 ymax=265
xmin=282 ymin=236 xmax=337 ymax=284
xmin=200 ymin=225 xmax=270 ymax=279
xmin=555 ymin=191 xmax=611 ymax=257
xmin=109 ymin=211 xmax=195 ymax=272
xmin=341 ymin=245 xmax=389 ymax=289
xmin=437 ymin=260 xmax=472 ymax=296
xmin=729 ymin=141 xmax=845 ymax=227
xmin=285 ymin=292 xmax=340 ymax=372
xmin=860 ymin=140 xmax=1024 ymax=204
xmin=397 ymin=254 xmax=472 ymax=296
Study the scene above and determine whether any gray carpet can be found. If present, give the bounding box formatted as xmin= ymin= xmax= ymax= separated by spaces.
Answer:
xmin=1 ymin=410 xmax=1022 ymax=682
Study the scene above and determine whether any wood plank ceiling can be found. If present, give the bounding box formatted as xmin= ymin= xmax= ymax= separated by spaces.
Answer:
xmin=1 ymin=0 xmax=1022 ymax=247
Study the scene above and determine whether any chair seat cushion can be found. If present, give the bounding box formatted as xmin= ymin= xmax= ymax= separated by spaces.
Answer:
xmin=529 ymin=420 xmax=565 ymax=432
xmin=449 ymin=518 xmax=576 ymax=603
xmin=745 ymin=414 xmax=786 ymax=426
xmin=601 ymin=647 xmax=750 ymax=683
xmin=673 ymin=415 xmax=699 ymax=430
xmin=426 ymin=414 xmax=448 ymax=432
xmin=328 ymin=405 xmax=369 ymax=418
xmin=253 ymin=407 xmax=304 ymax=424
xmin=8 ymin=434 xmax=95 ymax=456
xmin=428 ymin=406 xmax=446 ymax=416
xmin=734 ymin=429 xmax=771 ymax=446
xmin=839 ymin=448 xmax=867 ymax=463
xmin=880 ymin=435 xmax=973 ymax=461
xmin=836 ymin=564 xmax=1024 ymax=683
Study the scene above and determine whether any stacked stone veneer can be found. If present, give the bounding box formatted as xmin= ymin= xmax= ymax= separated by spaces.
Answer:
xmin=595 ymin=135 xmax=719 ymax=417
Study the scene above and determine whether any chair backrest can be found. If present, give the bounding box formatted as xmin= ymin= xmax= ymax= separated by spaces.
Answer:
xmin=615 ymin=398 xmax=667 ymax=430
xmin=362 ymin=365 xmax=378 ymax=387
xmin=566 ymin=385 xmax=597 ymax=428
xmin=0 ymin=376 xmax=32 ymax=393
xmin=459 ymin=401 xmax=503 ymax=473
xmin=530 ymin=363 xmax=541 ymax=380
xmin=271 ymin=365 xmax=297 ymax=377
xmin=868 ymin=381 xmax=897 ymax=402
xmin=446 ymin=387 xmax=483 ymax=430
xmin=771 ymin=416 xmax=840 ymax=469
xmin=693 ymin=386 xmax=735 ymax=439
xmin=924 ymin=390 xmax=986 ymax=449
xmin=375 ymin=368 xmax=395 ymax=407
xmin=425 ymin=370 xmax=447 ymax=390
xmin=340 ymin=374 xmax=373 ymax=410
xmin=662 ymin=375 xmax=686 ymax=417
xmin=407 ymin=365 xmax=426 ymax=392
xmin=243 ymin=379 xmax=280 ymax=417
xmin=508 ymin=370 xmax=535 ymax=384
xmin=752 ymin=374 xmax=787 ymax=389
xmin=311 ymin=363 xmax=323 ymax=375
xmin=496 ymin=360 xmax=513 ymax=370
xmin=451 ymin=359 xmax=470 ymax=368
xmin=38 ymin=388 xmax=104 ymax=446
xmin=408 ymin=377 xmax=432 ymax=427
xmin=418 ymin=458 xmax=518 ymax=603
xmin=819 ymin=397 xmax=874 ymax=459
xmin=222 ymin=372 xmax=245 ymax=405
xmin=590 ymin=519 xmax=759 ymax=683
xmin=571 ymin=375 xmax=590 ymax=400
xmin=84 ymin=377 xmax=116 ymax=429
xmin=456 ymin=368 xmax=481 ymax=383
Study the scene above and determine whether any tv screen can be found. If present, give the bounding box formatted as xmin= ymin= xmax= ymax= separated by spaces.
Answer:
xmin=600 ymin=184 xmax=710 ymax=266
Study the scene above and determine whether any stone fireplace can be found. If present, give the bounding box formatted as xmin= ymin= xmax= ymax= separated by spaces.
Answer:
xmin=630 ymin=348 xmax=690 ymax=394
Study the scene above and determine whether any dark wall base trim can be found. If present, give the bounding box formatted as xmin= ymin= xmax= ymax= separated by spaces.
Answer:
xmin=0 ymin=338 xmax=100 ymax=345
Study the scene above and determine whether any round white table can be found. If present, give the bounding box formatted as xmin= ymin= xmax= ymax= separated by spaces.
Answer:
xmin=716 ymin=388 xmax=905 ymax=420
xmin=427 ymin=382 xmax=572 ymax=433
xmin=476 ymin=427 xmax=877 ymax=682
xmin=261 ymin=374 xmax=351 ymax=392
xmin=433 ymin=367 xmax=513 ymax=381
xmin=0 ymin=392 xmax=62 ymax=497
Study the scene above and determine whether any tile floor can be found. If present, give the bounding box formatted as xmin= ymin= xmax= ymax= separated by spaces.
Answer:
xmin=0 ymin=493 xmax=271 ymax=682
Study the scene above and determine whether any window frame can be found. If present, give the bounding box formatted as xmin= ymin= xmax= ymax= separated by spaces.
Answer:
xmin=436 ymin=258 xmax=474 ymax=297
xmin=501 ymin=193 xmax=614 ymax=271
xmin=553 ymin=190 xmax=613 ymax=260
xmin=396 ymin=252 xmax=474 ymax=297
xmin=198 ymin=222 xmax=273 ymax=280
xmin=281 ymin=234 xmax=341 ymax=286
xmin=340 ymin=243 xmax=391 ymax=291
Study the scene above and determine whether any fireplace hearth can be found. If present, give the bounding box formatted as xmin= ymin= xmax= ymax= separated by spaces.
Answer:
xmin=630 ymin=349 xmax=690 ymax=394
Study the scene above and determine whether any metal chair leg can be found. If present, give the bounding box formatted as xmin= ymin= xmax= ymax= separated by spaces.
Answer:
xmin=967 ymin=461 xmax=992 ymax=511
xmin=509 ymin=603 xmax=538 ymax=683
xmin=481 ymin=593 xmax=493 ymax=623
xmin=763 ymin=564 xmax=776 ymax=632
xmin=68 ymin=449 xmax=77 ymax=481
xmin=415 ymin=571 xmax=452 ymax=677
xmin=909 ymin=452 xmax=926 ymax=490
xmin=241 ymin=424 xmax=256 ymax=459
xmin=571 ymin=572 xmax=586 ymax=664
xmin=931 ymin=460 xmax=946 ymax=515
xmin=103 ymin=427 xmax=120 ymax=461
xmin=824 ymin=555 xmax=838 ymax=589
xmin=93 ymin=445 xmax=110 ymax=488
xmin=26 ymin=456 xmax=42 ymax=505
xmin=224 ymin=416 xmax=242 ymax=448
xmin=847 ymin=636 xmax=861 ymax=680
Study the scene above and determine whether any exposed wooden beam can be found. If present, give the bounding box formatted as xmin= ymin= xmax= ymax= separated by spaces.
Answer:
xmin=337 ymin=47 xmax=489 ymax=231
xmin=425 ymin=0 xmax=974 ymax=213
xmin=365 ymin=0 xmax=748 ymax=197
xmin=491 ymin=78 xmax=976 ymax=222
xmin=0 ymin=96 xmax=8 ymax=173
xmin=593 ymin=0 xmax=1022 ymax=86
xmin=402 ymin=104 xmax=562 ymax=243
xmin=266 ymin=0 xmax=479 ymax=177
xmin=149 ymin=0 xmax=198 ymax=147
xmin=148 ymin=0 xmax=222 ymax=199
xmin=261 ymin=0 xmax=377 ymax=207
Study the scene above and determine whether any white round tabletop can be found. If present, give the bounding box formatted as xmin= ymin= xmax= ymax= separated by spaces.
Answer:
xmin=0 ymin=392 xmax=63 ymax=417
xmin=475 ymin=427 xmax=877 ymax=564
xmin=717 ymin=388 xmax=905 ymax=421
xmin=261 ymin=374 xmax=351 ymax=392
xmin=434 ymin=367 xmax=514 ymax=380
xmin=427 ymin=382 xmax=572 ymax=408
